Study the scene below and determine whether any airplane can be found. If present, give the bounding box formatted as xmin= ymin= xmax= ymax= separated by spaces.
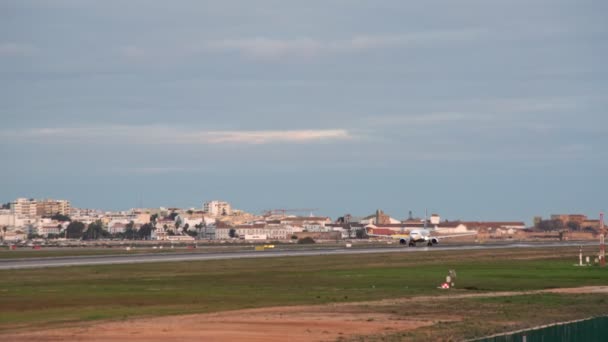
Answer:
xmin=368 ymin=228 xmax=476 ymax=247
xmin=366 ymin=209 xmax=477 ymax=246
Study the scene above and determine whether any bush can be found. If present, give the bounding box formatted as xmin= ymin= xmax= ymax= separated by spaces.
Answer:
xmin=297 ymin=237 xmax=315 ymax=244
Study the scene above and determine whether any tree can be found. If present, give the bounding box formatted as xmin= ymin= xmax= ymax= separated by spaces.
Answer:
xmin=186 ymin=210 xmax=194 ymax=215
xmin=221 ymin=208 xmax=227 ymax=216
xmin=66 ymin=221 xmax=86 ymax=239
xmin=125 ymin=221 xmax=136 ymax=240
xmin=229 ymin=228 xmax=237 ymax=238
xmin=195 ymin=223 xmax=205 ymax=239
xmin=186 ymin=230 xmax=198 ymax=238
xmin=182 ymin=223 xmax=189 ymax=234
xmin=1 ymin=202 xmax=10 ymax=210
xmin=28 ymin=233 xmax=42 ymax=240
xmin=150 ymin=214 xmax=158 ymax=224
xmin=169 ymin=212 xmax=179 ymax=220
xmin=1 ymin=226 xmax=7 ymax=241
xmin=84 ymin=220 xmax=106 ymax=240
xmin=138 ymin=223 xmax=153 ymax=240
xmin=355 ymin=228 xmax=368 ymax=239
xmin=50 ymin=213 xmax=71 ymax=222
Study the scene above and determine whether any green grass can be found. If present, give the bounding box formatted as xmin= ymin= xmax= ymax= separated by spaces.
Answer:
xmin=346 ymin=293 xmax=608 ymax=341
xmin=1 ymin=246 xmax=607 ymax=334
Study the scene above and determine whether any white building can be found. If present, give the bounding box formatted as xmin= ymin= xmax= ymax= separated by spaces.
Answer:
xmin=37 ymin=225 xmax=62 ymax=237
xmin=430 ymin=214 xmax=441 ymax=225
xmin=108 ymin=222 xmax=128 ymax=234
xmin=3 ymin=227 xmax=27 ymax=241
xmin=203 ymin=201 xmax=232 ymax=216
xmin=182 ymin=217 xmax=204 ymax=229
xmin=216 ymin=224 xmax=292 ymax=240
xmin=0 ymin=210 xmax=16 ymax=227
xmin=11 ymin=198 xmax=38 ymax=219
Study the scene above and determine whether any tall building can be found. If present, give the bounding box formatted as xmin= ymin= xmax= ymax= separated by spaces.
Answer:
xmin=11 ymin=198 xmax=38 ymax=219
xmin=37 ymin=199 xmax=71 ymax=217
xmin=203 ymin=200 xmax=232 ymax=216
xmin=10 ymin=198 xmax=71 ymax=219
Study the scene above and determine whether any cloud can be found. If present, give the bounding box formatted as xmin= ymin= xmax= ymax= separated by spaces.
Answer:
xmin=119 ymin=167 xmax=195 ymax=175
xmin=206 ymin=38 xmax=324 ymax=60
xmin=156 ymin=29 xmax=485 ymax=61
xmin=367 ymin=96 xmax=582 ymax=128
xmin=0 ymin=43 xmax=38 ymax=57
xmin=0 ymin=125 xmax=352 ymax=145
xmin=368 ymin=112 xmax=481 ymax=126
xmin=203 ymin=129 xmax=349 ymax=144
xmin=118 ymin=29 xmax=484 ymax=62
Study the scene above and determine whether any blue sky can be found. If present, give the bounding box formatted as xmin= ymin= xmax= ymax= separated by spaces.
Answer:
xmin=1 ymin=1 xmax=606 ymax=223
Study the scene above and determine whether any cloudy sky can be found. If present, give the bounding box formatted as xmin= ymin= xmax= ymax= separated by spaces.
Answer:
xmin=1 ymin=1 xmax=606 ymax=222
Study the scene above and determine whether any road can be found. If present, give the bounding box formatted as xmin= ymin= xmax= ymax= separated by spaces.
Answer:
xmin=0 ymin=242 xmax=595 ymax=270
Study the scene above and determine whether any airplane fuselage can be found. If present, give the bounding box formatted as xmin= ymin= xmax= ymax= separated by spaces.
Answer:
xmin=400 ymin=229 xmax=439 ymax=246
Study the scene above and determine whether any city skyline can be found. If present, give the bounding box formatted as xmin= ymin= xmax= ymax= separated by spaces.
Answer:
xmin=1 ymin=195 xmax=605 ymax=227
xmin=1 ymin=1 xmax=607 ymax=223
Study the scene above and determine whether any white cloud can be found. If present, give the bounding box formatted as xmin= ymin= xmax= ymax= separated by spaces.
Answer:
xmin=120 ymin=167 xmax=194 ymax=175
xmin=368 ymin=112 xmax=481 ymax=126
xmin=0 ymin=43 xmax=37 ymax=57
xmin=367 ymin=96 xmax=582 ymax=128
xmin=207 ymin=38 xmax=324 ymax=60
xmin=0 ymin=125 xmax=352 ymax=145
xmin=202 ymin=129 xmax=349 ymax=144
xmin=203 ymin=30 xmax=485 ymax=60
xmin=118 ymin=29 xmax=484 ymax=62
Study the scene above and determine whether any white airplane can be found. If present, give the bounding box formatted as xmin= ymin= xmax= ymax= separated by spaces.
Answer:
xmin=369 ymin=228 xmax=476 ymax=247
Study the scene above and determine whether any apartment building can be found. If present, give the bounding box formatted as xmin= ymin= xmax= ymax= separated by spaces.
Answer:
xmin=11 ymin=198 xmax=38 ymax=219
xmin=203 ymin=200 xmax=232 ymax=216
xmin=37 ymin=199 xmax=71 ymax=217
xmin=10 ymin=198 xmax=71 ymax=219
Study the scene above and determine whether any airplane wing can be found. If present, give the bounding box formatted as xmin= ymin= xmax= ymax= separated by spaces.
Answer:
xmin=367 ymin=233 xmax=409 ymax=239
xmin=430 ymin=232 xmax=477 ymax=239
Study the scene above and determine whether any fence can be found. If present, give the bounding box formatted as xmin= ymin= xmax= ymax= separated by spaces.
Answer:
xmin=473 ymin=316 xmax=608 ymax=342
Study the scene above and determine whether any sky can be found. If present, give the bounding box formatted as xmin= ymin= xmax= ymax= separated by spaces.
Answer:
xmin=1 ymin=1 xmax=607 ymax=223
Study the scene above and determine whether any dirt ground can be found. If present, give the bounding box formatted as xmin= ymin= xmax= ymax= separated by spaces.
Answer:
xmin=4 ymin=286 xmax=608 ymax=342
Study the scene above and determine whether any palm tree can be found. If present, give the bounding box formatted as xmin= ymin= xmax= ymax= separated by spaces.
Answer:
xmin=1 ymin=226 xmax=7 ymax=241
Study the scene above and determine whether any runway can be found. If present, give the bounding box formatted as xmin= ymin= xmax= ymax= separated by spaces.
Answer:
xmin=0 ymin=242 xmax=595 ymax=270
